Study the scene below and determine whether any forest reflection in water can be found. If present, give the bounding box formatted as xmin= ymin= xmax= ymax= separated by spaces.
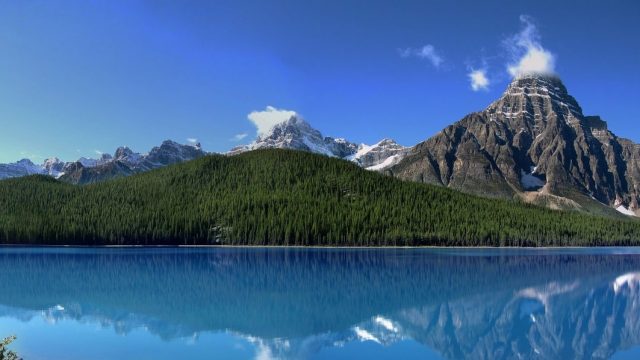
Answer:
xmin=0 ymin=247 xmax=639 ymax=359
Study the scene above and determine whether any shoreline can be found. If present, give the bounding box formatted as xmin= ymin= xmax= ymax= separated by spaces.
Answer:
xmin=0 ymin=244 xmax=638 ymax=250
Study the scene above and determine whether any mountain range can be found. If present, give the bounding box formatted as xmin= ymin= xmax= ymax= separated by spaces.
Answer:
xmin=0 ymin=141 xmax=206 ymax=185
xmin=1 ymin=74 xmax=638 ymax=218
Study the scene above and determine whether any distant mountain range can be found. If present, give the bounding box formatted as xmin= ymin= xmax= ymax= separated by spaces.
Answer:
xmin=1 ymin=73 xmax=638 ymax=217
xmin=0 ymin=141 xmax=206 ymax=185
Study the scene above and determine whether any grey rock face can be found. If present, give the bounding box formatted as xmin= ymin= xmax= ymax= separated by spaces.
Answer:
xmin=391 ymin=75 xmax=640 ymax=214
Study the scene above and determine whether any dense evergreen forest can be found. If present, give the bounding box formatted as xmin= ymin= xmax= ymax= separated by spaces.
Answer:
xmin=1 ymin=149 xmax=639 ymax=246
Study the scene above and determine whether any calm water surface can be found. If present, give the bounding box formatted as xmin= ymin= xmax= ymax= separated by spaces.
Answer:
xmin=1 ymin=247 xmax=640 ymax=359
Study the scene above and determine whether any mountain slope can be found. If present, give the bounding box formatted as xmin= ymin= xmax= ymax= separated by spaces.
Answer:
xmin=1 ymin=149 xmax=639 ymax=246
xmin=391 ymin=75 xmax=640 ymax=217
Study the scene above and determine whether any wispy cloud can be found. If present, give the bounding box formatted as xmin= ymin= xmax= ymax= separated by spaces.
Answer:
xmin=505 ymin=15 xmax=556 ymax=77
xmin=186 ymin=138 xmax=199 ymax=144
xmin=19 ymin=151 xmax=43 ymax=161
xmin=399 ymin=44 xmax=444 ymax=68
xmin=248 ymin=106 xmax=297 ymax=137
xmin=468 ymin=69 xmax=490 ymax=91
xmin=94 ymin=150 xmax=103 ymax=155
xmin=231 ymin=133 xmax=248 ymax=142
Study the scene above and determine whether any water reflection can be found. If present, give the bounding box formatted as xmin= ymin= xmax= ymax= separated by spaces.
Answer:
xmin=0 ymin=248 xmax=639 ymax=359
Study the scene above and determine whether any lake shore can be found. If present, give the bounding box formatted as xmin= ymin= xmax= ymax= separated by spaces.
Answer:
xmin=0 ymin=244 xmax=638 ymax=249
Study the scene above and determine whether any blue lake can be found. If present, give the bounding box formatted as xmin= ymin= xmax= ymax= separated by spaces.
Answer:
xmin=1 ymin=247 xmax=640 ymax=359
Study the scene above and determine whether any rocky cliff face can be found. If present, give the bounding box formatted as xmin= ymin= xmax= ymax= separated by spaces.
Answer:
xmin=391 ymin=75 xmax=640 ymax=216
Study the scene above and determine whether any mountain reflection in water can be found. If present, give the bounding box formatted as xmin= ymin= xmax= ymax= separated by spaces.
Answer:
xmin=0 ymin=247 xmax=639 ymax=359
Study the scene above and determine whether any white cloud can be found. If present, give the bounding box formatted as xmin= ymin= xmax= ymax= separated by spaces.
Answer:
xmin=399 ymin=44 xmax=444 ymax=68
xmin=506 ymin=15 xmax=556 ymax=77
xmin=231 ymin=133 xmax=248 ymax=141
xmin=94 ymin=150 xmax=103 ymax=155
xmin=247 ymin=106 xmax=297 ymax=137
xmin=186 ymin=138 xmax=198 ymax=144
xmin=468 ymin=69 xmax=490 ymax=91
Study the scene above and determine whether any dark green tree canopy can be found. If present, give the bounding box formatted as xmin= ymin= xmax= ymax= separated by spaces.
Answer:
xmin=1 ymin=149 xmax=639 ymax=247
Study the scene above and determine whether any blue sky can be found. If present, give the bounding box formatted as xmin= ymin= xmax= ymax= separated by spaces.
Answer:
xmin=1 ymin=0 xmax=639 ymax=163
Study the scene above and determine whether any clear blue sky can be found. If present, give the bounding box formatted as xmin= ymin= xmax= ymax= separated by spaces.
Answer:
xmin=1 ymin=0 xmax=639 ymax=163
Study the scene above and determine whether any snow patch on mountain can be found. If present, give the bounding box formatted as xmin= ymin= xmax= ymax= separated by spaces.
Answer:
xmin=616 ymin=205 xmax=636 ymax=217
xmin=366 ymin=154 xmax=403 ymax=171
xmin=349 ymin=139 xmax=409 ymax=170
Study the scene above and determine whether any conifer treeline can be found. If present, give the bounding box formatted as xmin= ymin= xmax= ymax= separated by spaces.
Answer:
xmin=1 ymin=149 xmax=639 ymax=246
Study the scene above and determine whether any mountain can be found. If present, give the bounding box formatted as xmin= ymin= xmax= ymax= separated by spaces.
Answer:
xmin=229 ymin=114 xmax=407 ymax=170
xmin=1 ymin=149 xmax=640 ymax=246
xmin=77 ymin=153 xmax=113 ymax=168
xmin=0 ymin=159 xmax=46 ymax=179
xmin=229 ymin=115 xmax=359 ymax=158
xmin=42 ymin=157 xmax=66 ymax=177
xmin=0 ymin=140 xmax=204 ymax=184
xmin=391 ymin=74 xmax=640 ymax=217
xmin=59 ymin=140 xmax=205 ymax=184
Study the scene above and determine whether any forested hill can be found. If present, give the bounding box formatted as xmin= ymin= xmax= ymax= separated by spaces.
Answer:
xmin=1 ymin=149 xmax=639 ymax=247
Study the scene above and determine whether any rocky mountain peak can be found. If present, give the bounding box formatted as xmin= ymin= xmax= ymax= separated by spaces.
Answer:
xmin=227 ymin=115 xmax=408 ymax=169
xmin=16 ymin=159 xmax=36 ymax=167
xmin=392 ymin=74 xmax=640 ymax=216
xmin=486 ymin=74 xmax=584 ymax=124
xmin=255 ymin=115 xmax=322 ymax=146
xmin=42 ymin=157 xmax=65 ymax=177
xmin=114 ymin=146 xmax=134 ymax=160
xmin=230 ymin=115 xmax=359 ymax=158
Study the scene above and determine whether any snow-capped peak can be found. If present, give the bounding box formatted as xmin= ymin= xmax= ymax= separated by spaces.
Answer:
xmin=229 ymin=115 xmax=408 ymax=171
xmin=229 ymin=115 xmax=358 ymax=158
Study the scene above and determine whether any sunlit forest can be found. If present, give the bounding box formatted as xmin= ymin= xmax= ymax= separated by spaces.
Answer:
xmin=1 ymin=149 xmax=639 ymax=246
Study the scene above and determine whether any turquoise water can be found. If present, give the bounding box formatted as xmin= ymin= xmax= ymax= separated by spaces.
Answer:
xmin=1 ymin=247 xmax=639 ymax=359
